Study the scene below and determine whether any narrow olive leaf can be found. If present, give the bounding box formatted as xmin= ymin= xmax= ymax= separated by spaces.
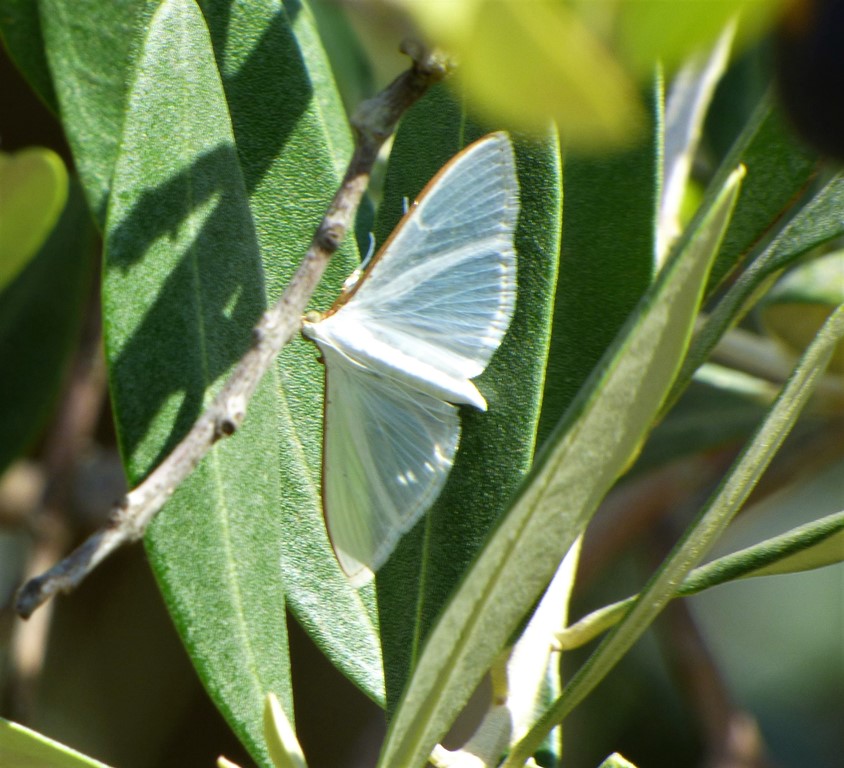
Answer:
xmin=509 ymin=303 xmax=844 ymax=765
xmin=39 ymin=0 xmax=157 ymax=224
xmin=731 ymin=162 xmax=844 ymax=277
xmin=0 ymin=182 xmax=95 ymax=476
xmin=103 ymin=2 xmax=290 ymax=765
xmin=0 ymin=718 xmax=111 ymax=768
xmin=192 ymin=0 xmax=384 ymax=704
xmin=378 ymin=166 xmax=745 ymax=768
xmin=558 ymin=510 xmax=844 ymax=651
xmin=632 ymin=369 xmax=772 ymax=478
xmin=371 ymin=85 xmax=562 ymax=713
xmin=684 ymin=509 xmax=844 ymax=583
xmin=0 ymin=0 xmax=58 ymax=111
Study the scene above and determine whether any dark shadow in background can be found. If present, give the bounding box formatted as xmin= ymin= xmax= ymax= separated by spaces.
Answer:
xmin=288 ymin=612 xmax=385 ymax=768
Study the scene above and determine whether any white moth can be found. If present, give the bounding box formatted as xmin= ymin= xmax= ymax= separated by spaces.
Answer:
xmin=302 ymin=132 xmax=519 ymax=585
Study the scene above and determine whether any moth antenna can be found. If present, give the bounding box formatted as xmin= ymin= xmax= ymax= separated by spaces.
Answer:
xmin=362 ymin=231 xmax=377 ymax=268
xmin=341 ymin=232 xmax=377 ymax=293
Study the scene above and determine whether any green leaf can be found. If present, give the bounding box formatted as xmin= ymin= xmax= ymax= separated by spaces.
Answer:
xmin=371 ymin=84 xmax=562 ymax=713
xmin=0 ymin=147 xmax=68 ymax=290
xmin=514 ymin=301 xmax=844 ymax=764
xmin=0 ymin=718 xmax=111 ymax=768
xmin=686 ymin=510 xmax=844 ymax=585
xmin=379 ymin=159 xmax=745 ymax=768
xmin=659 ymin=100 xmax=824 ymax=408
xmin=0 ymin=0 xmax=58 ymax=110
xmin=0 ymin=181 xmax=95 ymax=475
xmin=103 ymin=3 xmax=382 ymax=764
xmin=39 ymin=0 xmax=157 ymax=225
xmin=103 ymin=2 xmax=291 ymax=765
xmin=309 ymin=0 xmax=374 ymax=112
xmin=753 ymin=170 xmax=844 ymax=272
xmin=194 ymin=0 xmax=382 ymax=703
xmin=538 ymin=75 xmax=661 ymax=444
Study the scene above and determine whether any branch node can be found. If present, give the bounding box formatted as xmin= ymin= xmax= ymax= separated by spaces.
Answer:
xmin=216 ymin=416 xmax=238 ymax=438
xmin=351 ymin=40 xmax=449 ymax=145
xmin=400 ymin=38 xmax=450 ymax=78
xmin=317 ymin=221 xmax=344 ymax=253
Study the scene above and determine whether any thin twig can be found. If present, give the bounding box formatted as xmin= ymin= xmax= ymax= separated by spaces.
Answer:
xmin=16 ymin=41 xmax=448 ymax=619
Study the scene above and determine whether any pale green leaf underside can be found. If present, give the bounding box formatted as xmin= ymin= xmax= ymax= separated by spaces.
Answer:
xmin=264 ymin=694 xmax=308 ymax=768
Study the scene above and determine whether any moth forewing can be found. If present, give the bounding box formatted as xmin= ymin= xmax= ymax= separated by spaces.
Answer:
xmin=302 ymin=132 xmax=520 ymax=584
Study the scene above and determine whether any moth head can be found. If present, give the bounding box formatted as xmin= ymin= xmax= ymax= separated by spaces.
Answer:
xmin=301 ymin=310 xmax=323 ymax=339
